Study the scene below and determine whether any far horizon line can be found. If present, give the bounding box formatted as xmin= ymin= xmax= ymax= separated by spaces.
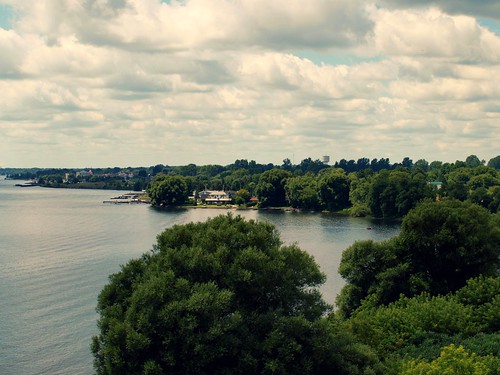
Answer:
xmin=1 ymin=154 xmax=498 ymax=170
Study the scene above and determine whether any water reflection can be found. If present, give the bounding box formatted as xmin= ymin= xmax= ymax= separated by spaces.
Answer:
xmin=0 ymin=179 xmax=400 ymax=375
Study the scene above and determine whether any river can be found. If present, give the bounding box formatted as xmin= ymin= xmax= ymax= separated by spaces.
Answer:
xmin=0 ymin=177 xmax=400 ymax=374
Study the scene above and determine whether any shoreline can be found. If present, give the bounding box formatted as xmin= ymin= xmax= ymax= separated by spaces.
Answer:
xmin=12 ymin=182 xmax=383 ymax=219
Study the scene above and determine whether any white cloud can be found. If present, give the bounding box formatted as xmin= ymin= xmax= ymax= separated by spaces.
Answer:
xmin=0 ymin=0 xmax=499 ymax=167
xmin=371 ymin=7 xmax=500 ymax=62
xmin=381 ymin=0 xmax=500 ymax=21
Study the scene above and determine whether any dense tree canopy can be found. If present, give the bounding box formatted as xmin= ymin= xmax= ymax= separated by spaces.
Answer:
xmin=255 ymin=169 xmax=292 ymax=207
xmin=284 ymin=174 xmax=320 ymax=210
xmin=317 ymin=168 xmax=350 ymax=211
xmin=146 ymin=174 xmax=189 ymax=207
xmin=6 ymin=154 xmax=499 ymax=215
xmin=345 ymin=275 xmax=500 ymax=373
xmin=92 ymin=214 xmax=381 ymax=374
xmin=368 ymin=169 xmax=434 ymax=218
xmin=337 ymin=199 xmax=500 ymax=317
xmin=399 ymin=199 xmax=500 ymax=294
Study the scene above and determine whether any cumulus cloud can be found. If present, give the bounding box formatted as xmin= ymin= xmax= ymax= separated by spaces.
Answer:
xmin=3 ymin=0 xmax=373 ymax=50
xmin=381 ymin=0 xmax=500 ymax=21
xmin=0 ymin=0 xmax=499 ymax=167
xmin=371 ymin=7 xmax=500 ymax=63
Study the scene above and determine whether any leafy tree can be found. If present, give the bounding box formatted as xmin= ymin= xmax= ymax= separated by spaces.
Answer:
xmin=356 ymin=158 xmax=370 ymax=170
xmin=414 ymin=159 xmax=429 ymax=172
xmin=337 ymin=199 xmax=500 ymax=317
xmin=146 ymin=174 xmax=189 ymax=207
xmin=151 ymin=164 xmax=166 ymax=176
xmin=298 ymin=157 xmax=329 ymax=174
xmin=465 ymin=154 xmax=482 ymax=168
xmin=173 ymin=163 xmax=197 ymax=177
xmin=281 ymin=158 xmax=293 ymax=171
xmin=198 ymin=164 xmax=225 ymax=178
xmin=347 ymin=173 xmax=373 ymax=217
xmin=92 ymin=215 xmax=380 ymax=374
xmin=401 ymin=157 xmax=413 ymax=169
xmin=368 ymin=169 xmax=432 ymax=218
xmin=401 ymin=344 xmax=499 ymax=375
xmin=487 ymin=155 xmax=500 ymax=170
xmin=284 ymin=174 xmax=320 ymax=210
xmin=444 ymin=168 xmax=474 ymax=200
xmin=344 ymin=276 xmax=500 ymax=372
xmin=336 ymin=238 xmax=402 ymax=316
xmin=317 ymin=168 xmax=350 ymax=211
xmin=255 ymin=169 xmax=292 ymax=207
xmin=400 ymin=199 xmax=500 ymax=295
xmin=233 ymin=188 xmax=251 ymax=205
xmin=488 ymin=187 xmax=500 ymax=213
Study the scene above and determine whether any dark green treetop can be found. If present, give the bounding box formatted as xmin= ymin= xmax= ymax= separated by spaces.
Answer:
xmin=337 ymin=199 xmax=500 ymax=317
xmin=92 ymin=214 xmax=382 ymax=374
xmin=146 ymin=173 xmax=189 ymax=207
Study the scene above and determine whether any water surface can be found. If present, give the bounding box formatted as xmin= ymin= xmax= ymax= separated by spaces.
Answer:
xmin=0 ymin=178 xmax=399 ymax=374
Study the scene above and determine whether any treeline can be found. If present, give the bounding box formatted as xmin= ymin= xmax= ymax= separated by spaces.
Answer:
xmin=2 ymin=167 xmax=151 ymax=191
xmin=3 ymin=154 xmax=499 ymax=216
xmin=92 ymin=200 xmax=500 ymax=374
xmin=148 ymin=154 xmax=500 ymax=216
xmin=335 ymin=199 xmax=500 ymax=373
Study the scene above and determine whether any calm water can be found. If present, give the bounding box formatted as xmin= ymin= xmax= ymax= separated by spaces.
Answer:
xmin=0 ymin=177 xmax=400 ymax=374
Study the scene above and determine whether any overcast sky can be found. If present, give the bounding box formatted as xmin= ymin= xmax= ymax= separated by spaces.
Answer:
xmin=1 ymin=0 xmax=499 ymax=168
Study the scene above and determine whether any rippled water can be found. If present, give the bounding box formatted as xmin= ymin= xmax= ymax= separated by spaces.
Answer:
xmin=0 ymin=178 xmax=399 ymax=374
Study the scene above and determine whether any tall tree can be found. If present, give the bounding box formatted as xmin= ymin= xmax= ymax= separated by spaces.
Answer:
xmin=92 ymin=215 xmax=380 ymax=374
xmin=368 ymin=169 xmax=432 ymax=218
xmin=285 ymin=174 xmax=320 ymax=210
xmin=465 ymin=155 xmax=482 ymax=168
xmin=487 ymin=155 xmax=500 ymax=170
xmin=146 ymin=174 xmax=189 ymax=207
xmin=399 ymin=199 xmax=500 ymax=295
xmin=255 ymin=169 xmax=292 ymax=207
xmin=337 ymin=199 xmax=500 ymax=317
xmin=317 ymin=168 xmax=350 ymax=211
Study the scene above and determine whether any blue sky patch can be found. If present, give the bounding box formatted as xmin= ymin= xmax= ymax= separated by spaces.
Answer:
xmin=478 ymin=18 xmax=500 ymax=35
xmin=294 ymin=50 xmax=382 ymax=66
xmin=0 ymin=4 xmax=12 ymax=29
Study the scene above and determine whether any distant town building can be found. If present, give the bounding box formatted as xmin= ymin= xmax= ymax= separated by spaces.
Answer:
xmin=199 ymin=190 xmax=232 ymax=205
xmin=429 ymin=181 xmax=443 ymax=189
xmin=76 ymin=169 xmax=93 ymax=178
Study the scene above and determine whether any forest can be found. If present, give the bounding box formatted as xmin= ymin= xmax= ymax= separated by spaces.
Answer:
xmin=2 ymin=154 xmax=499 ymax=217
xmin=146 ymin=154 xmax=500 ymax=217
xmin=3 ymin=156 xmax=498 ymax=373
xmin=92 ymin=201 xmax=499 ymax=374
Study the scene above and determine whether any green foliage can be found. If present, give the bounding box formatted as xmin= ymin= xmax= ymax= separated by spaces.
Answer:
xmin=255 ymin=169 xmax=292 ymax=207
xmin=337 ymin=199 xmax=500 ymax=317
xmin=401 ymin=344 xmax=500 ymax=375
xmin=400 ymin=199 xmax=500 ymax=295
xmin=93 ymin=214 xmax=381 ymax=374
xmin=349 ymin=293 xmax=477 ymax=356
xmin=337 ymin=238 xmax=400 ymax=315
xmin=487 ymin=155 xmax=500 ymax=170
xmin=368 ymin=169 xmax=433 ymax=218
xmin=233 ymin=188 xmax=251 ymax=205
xmin=7 ymin=155 xmax=498 ymax=213
xmin=146 ymin=174 xmax=189 ymax=207
xmin=317 ymin=168 xmax=350 ymax=211
xmin=454 ymin=276 xmax=500 ymax=332
xmin=284 ymin=174 xmax=320 ymax=210
xmin=336 ymin=237 xmax=408 ymax=317
xmin=344 ymin=276 xmax=500 ymax=372
xmin=465 ymin=154 xmax=483 ymax=168
xmin=348 ymin=173 xmax=373 ymax=216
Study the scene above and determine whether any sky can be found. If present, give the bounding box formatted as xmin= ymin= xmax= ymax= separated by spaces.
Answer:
xmin=0 ymin=0 xmax=499 ymax=168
